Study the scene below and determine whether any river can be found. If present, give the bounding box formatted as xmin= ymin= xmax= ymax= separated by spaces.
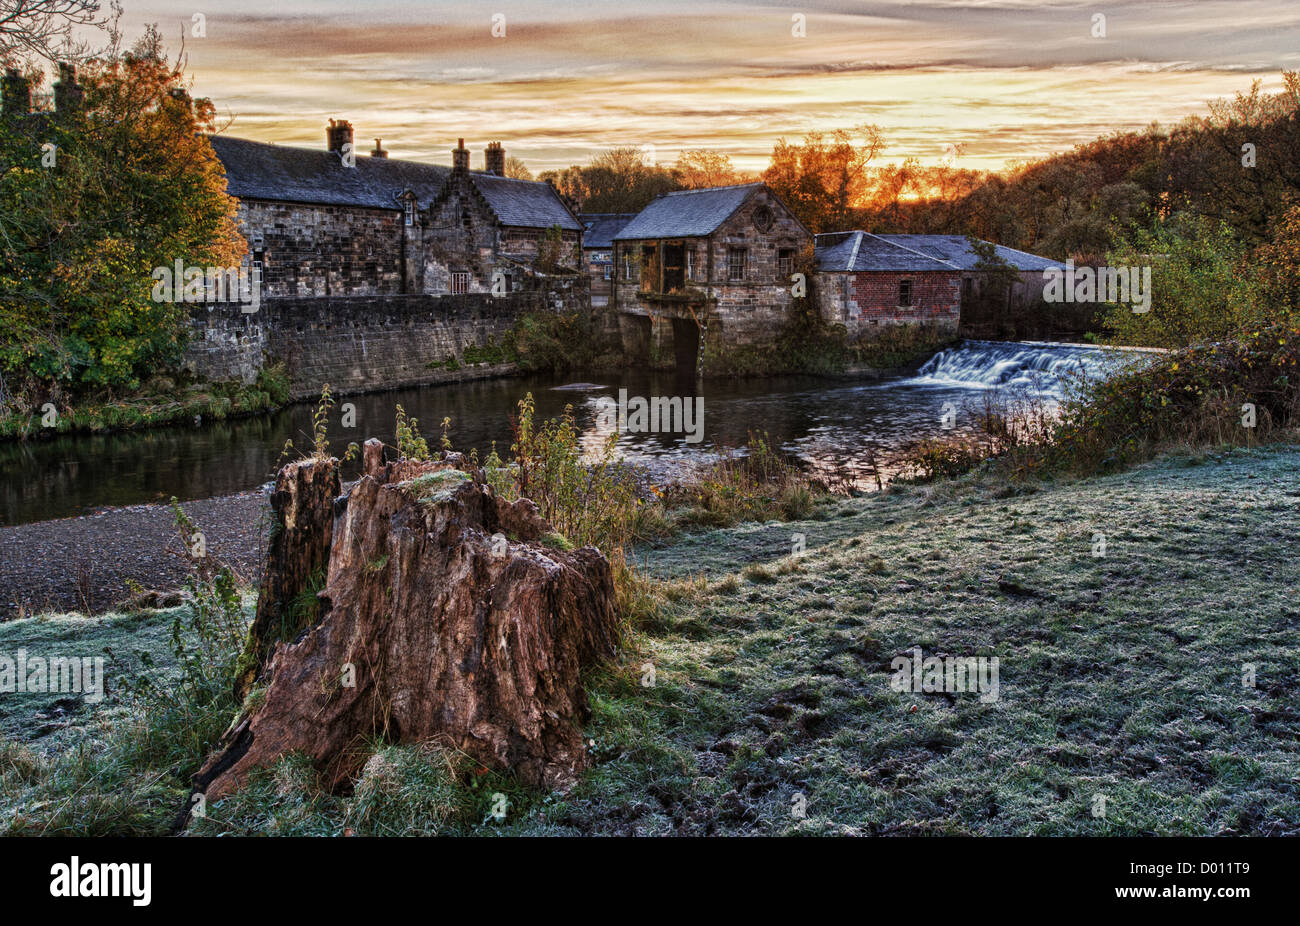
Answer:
xmin=0 ymin=340 xmax=1135 ymax=527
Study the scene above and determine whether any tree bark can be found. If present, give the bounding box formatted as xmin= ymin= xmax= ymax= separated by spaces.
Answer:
xmin=193 ymin=445 xmax=619 ymax=808
xmin=233 ymin=455 xmax=340 ymax=701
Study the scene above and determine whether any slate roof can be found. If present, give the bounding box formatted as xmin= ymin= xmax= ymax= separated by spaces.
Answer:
xmin=470 ymin=173 xmax=582 ymax=231
xmin=614 ymin=183 xmax=764 ymax=240
xmin=877 ymin=235 xmax=1066 ymax=272
xmin=210 ymin=135 xmax=580 ymax=230
xmin=209 ymin=135 xmax=450 ymax=210
xmin=814 ymin=232 xmax=1065 ymax=272
xmin=579 ymin=213 xmax=638 ymax=249
xmin=814 ymin=232 xmax=954 ymax=272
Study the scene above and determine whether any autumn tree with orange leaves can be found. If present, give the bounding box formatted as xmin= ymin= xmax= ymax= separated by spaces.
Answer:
xmin=762 ymin=124 xmax=883 ymax=233
xmin=0 ymin=25 xmax=243 ymax=406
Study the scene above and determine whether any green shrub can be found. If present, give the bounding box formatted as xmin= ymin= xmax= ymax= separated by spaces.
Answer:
xmin=504 ymin=310 xmax=603 ymax=372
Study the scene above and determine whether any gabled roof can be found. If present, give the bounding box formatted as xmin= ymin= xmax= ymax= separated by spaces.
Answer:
xmin=877 ymin=235 xmax=1066 ymax=272
xmin=209 ymin=135 xmax=450 ymax=210
xmin=210 ymin=135 xmax=581 ymax=230
xmin=469 ymin=173 xmax=582 ymax=231
xmin=614 ymin=183 xmax=765 ymax=240
xmin=814 ymin=232 xmax=1066 ymax=272
xmin=579 ymin=213 xmax=638 ymax=249
xmin=814 ymin=231 xmax=954 ymax=272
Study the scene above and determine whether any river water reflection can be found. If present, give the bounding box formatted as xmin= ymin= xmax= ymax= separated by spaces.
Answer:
xmin=4 ymin=341 xmax=1114 ymax=526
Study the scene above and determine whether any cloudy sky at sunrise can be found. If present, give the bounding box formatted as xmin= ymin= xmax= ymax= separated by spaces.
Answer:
xmin=113 ymin=0 xmax=1300 ymax=175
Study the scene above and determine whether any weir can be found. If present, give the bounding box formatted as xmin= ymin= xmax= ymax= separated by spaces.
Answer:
xmin=907 ymin=340 xmax=1153 ymax=395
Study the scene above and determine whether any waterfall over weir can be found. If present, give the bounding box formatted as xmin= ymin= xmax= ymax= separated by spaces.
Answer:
xmin=906 ymin=340 xmax=1149 ymax=396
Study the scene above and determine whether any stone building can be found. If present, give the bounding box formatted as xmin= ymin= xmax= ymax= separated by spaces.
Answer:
xmin=611 ymin=183 xmax=812 ymax=371
xmin=208 ymin=123 xmax=583 ymax=299
xmin=579 ymin=213 xmax=637 ymax=306
xmin=814 ymin=232 xmax=1065 ymax=340
xmin=187 ymin=124 xmax=585 ymax=397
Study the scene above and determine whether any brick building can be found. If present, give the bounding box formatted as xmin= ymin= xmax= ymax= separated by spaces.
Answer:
xmin=611 ymin=183 xmax=812 ymax=369
xmin=814 ymin=232 xmax=1065 ymax=339
xmin=815 ymin=232 xmax=962 ymax=335
xmin=208 ymin=122 xmax=582 ymax=300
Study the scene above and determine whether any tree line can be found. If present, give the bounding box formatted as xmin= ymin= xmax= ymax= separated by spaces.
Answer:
xmin=544 ymin=74 xmax=1300 ymax=348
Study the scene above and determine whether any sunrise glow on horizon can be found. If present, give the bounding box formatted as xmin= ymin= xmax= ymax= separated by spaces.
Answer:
xmin=108 ymin=1 xmax=1300 ymax=175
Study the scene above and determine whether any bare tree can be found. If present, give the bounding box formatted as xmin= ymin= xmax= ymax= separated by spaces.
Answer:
xmin=0 ymin=0 xmax=109 ymax=65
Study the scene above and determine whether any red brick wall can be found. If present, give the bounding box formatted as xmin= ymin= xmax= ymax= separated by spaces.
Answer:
xmin=846 ymin=271 xmax=960 ymax=322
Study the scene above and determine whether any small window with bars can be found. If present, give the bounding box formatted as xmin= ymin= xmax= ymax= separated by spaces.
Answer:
xmin=450 ymin=271 xmax=471 ymax=294
xmin=728 ymin=247 xmax=747 ymax=281
xmin=777 ymin=248 xmax=795 ymax=279
xmin=404 ymin=199 xmax=415 ymax=227
xmin=898 ymin=279 xmax=913 ymax=307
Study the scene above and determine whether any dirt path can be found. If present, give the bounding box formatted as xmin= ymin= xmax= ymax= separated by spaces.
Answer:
xmin=0 ymin=490 xmax=269 ymax=619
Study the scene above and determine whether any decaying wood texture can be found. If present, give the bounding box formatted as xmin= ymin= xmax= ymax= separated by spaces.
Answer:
xmin=193 ymin=440 xmax=619 ymax=808
xmin=233 ymin=455 xmax=340 ymax=701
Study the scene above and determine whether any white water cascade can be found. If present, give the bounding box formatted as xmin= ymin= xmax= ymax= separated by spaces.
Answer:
xmin=907 ymin=340 xmax=1147 ymax=396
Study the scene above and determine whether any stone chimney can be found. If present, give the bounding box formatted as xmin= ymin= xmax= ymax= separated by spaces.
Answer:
xmin=2 ymin=69 xmax=32 ymax=117
xmin=370 ymin=138 xmax=388 ymax=158
xmin=484 ymin=141 xmax=505 ymax=176
xmin=327 ymin=118 xmax=354 ymax=154
xmin=54 ymin=63 xmax=83 ymax=115
xmin=452 ymin=138 xmax=470 ymax=173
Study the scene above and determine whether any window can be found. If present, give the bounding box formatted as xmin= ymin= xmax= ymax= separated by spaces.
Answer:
xmin=450 ymin=271 xmax=471 ymax=294
xmin=685 ymin=248 xmax=695 ymax=281
xmin=777 ymin=248 xmax=795 ymax=278
xmin=728 ymin=247 xmax=747 ymax=281
xmin=404 ymin=199 xmax=415 ymax=227
xmin=622 ymin=251 xmax=635 ymax=280
xmin=898 ymin=279 xmax=913 ymax=307
xmin=252 ymin=250 xmax=264 ymax=287
xmin=603 ymin=265 xmax=612 ymax=281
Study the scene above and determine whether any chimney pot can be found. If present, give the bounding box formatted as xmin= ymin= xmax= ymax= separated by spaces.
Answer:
xmin=371 ymin=138 xmax=388 ymax=158
xmin=327 ymin=118 xmax=355 ymax=154
xmin=452 ymin=138 xmax=470 ymax=173
xmin=484 ymin=141 xmax=505 ymax=176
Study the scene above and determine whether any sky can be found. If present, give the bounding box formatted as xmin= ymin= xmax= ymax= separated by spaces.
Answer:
xmin=111 ymin=0 xmax=1300 ymax=175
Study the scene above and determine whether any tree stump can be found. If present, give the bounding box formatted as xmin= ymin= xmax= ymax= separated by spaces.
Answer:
xmin=233 ymin=455 xmax=340 ymax=701
xmin=193 ymin=444 xmax=619 ymax=807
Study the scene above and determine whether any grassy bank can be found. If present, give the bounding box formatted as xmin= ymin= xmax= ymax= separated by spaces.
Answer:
xmin=4 ymin=444 xmax=1296 ymax=835
xmin=0 ymin=364 xmax=291 ymax=442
